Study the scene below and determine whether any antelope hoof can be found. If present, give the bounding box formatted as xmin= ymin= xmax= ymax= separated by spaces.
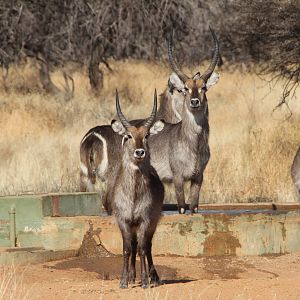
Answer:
xmin=190 ymin=206 xmax=198 ymax=214
xmin=141 ymin=276 xmax=149 ymax=289
xmin=119 ymin=279 xmax=128 ymax=289
xmin=179 ymin=207 xmax=186 ymax=214
xmin=128 ymin=273 xmax=136 ymax=284
xmin=150 ymin=271 xmax=161 ymax=286
xmin=142 ymin=282 xmax=149 ymax=289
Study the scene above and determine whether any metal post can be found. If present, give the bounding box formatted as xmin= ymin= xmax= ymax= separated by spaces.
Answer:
xmin=9 ymin=206 xmax=16 ymax=247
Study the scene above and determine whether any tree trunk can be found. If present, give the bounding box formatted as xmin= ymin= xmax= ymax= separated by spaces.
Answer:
xmin=39 ymin=62 xmax=61 ymax=95
xmin=88 ymin=41 xmax=104 ymax=93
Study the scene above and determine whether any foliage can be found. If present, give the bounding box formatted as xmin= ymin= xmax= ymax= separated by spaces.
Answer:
xmin=0 ymin=0 xmax=299 ymax=102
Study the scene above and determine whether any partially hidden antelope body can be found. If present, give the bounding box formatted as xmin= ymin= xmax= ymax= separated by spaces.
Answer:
xmin=111 ymin=90 xmax=164 ymax=289
xmin=291 ymin=146 xmax=300 ymax=199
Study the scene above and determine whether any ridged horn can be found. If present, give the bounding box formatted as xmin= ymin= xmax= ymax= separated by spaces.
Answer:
xmin=143 ymin=89 xmax=158 ymax=128
xmin=168 ymin=32 xmax=189 ymax=82
xmin=201 ymin=26 xmax=220 ymax=82
xmin=116 ymin=89 xmax=131 ymax=129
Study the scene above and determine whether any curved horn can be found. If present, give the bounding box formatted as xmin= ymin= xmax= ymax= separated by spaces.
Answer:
xmin=115 ymin=89 xmax=131 ymax=129
xmin=201 ymin=26 xmax=220 ymax=82
xmin=168 ymin=32 xmax=189 ymax=82
xmin=144 ymin=89 xmax=158 ymax=128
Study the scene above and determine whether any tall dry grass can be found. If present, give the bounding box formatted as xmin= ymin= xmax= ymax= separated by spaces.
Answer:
xmin=0 ymin=60 xmax=300 ymax=202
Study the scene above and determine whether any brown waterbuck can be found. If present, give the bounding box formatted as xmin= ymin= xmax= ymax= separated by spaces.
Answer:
xmin=291 ymin=146 xmax=300 ymax=199
xmin=111 ymin=90 xmax=164 ymax=289
xmin=141 ymin=27 xmax=220 ymax=213
xmin=79 ymin=107 xmax=164 ymax=213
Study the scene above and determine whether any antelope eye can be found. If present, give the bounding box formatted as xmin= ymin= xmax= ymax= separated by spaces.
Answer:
xmin=177 ymin=89 xmax=187 ymax=96
xmin=144 ymin=132 xmax=150 ymax=139
xmin=125 ymin=134 xmax=132 ymax=139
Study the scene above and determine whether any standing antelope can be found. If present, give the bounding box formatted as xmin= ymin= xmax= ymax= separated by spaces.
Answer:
xmin=79 ymin=118 xmax=164 ymax=214
xmin=291 ymin=146 xmax=300 ymax=199
xmin=144 ymin=27 xmax=220 ymax=213
xmin=111 ymin=90 xmax=164 ymax=289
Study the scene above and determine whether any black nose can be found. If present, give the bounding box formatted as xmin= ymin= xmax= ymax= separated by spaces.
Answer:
xmin=190 ymin=98 xmax=200 ymax=107
xmin=134 ymin=149 xmax=145 ymax=158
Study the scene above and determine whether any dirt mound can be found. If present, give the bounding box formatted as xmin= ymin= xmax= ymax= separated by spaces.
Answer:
xmin=78 ymin=222 xmax=114 ymax=258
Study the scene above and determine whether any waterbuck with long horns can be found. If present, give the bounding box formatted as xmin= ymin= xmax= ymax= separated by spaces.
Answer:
xmin=79 ymin=106 xmax=165 ymax=213
xmin=111 ymin=90 xmax=164 ymax=289
xmin=141 ymin=27 xmax=220 ymax=214
xmin=291 ymin=146 xmax=300 ymax=199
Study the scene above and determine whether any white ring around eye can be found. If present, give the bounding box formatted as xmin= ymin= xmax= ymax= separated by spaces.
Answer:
xmin=189 ymin=89 xmax=192 ymax=94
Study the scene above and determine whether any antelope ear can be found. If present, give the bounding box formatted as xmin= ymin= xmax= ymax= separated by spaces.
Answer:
xmin=206 ymin=72 xmax=220 ymax=90
xmin=149 ymin=120 xmax=165 ymax=135
xmin=111 ymin=120 xmax=126 ymax=135
xmin=169 ymin=72 xmax=185 ymax=91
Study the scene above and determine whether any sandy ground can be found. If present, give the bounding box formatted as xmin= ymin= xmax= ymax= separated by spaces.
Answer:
xmin=3 ymin=254 xmax=300 ymax=300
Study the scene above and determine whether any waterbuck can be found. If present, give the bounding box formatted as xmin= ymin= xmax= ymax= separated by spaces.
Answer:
xmin=291 ymin=146 xmax=300 ymax=199
xmin=79 ymin=114 xmax=164 ymax=213
xmin=111 ymin=90 xmax=164 ymax=289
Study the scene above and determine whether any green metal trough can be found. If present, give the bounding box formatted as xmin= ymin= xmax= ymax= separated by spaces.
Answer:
xmin=0 ymin=192 xmax=300 ymax=265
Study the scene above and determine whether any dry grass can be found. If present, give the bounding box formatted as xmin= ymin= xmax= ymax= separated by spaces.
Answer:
xmin=1 ymin=59 xmax=300 ymax=202
xmin=0 ymin=264 xmax=32 ymax=300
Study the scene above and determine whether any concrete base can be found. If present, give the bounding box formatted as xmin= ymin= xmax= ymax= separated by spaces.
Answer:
xmin=0 ymin=192 xmax=101 ymax=247
xmin=90 ymin=209 xmax=300 ymax=256
xmin=1 ymin=195 xmax=300 ymax=264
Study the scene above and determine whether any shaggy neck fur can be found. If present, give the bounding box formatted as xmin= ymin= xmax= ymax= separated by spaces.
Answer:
xmin=120 ymin=148 xmax=151 ymax=203
xmin=178 ymin=100 xmax=210 ymax=156
xmin=181 ymin=103 xmax=209 ymax=135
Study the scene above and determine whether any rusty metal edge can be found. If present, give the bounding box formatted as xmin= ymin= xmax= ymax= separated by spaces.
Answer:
xmin=52 ymin=196 xmax=60 ymax=217
xmin=163 ymin=202 xmax=300 ymax=211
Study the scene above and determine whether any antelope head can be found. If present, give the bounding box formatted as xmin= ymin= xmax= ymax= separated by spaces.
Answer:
xmin=168 ymin=27 xmax=220 ymax=116
xmin=112 ymin=90 xmax=165 ymax=165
